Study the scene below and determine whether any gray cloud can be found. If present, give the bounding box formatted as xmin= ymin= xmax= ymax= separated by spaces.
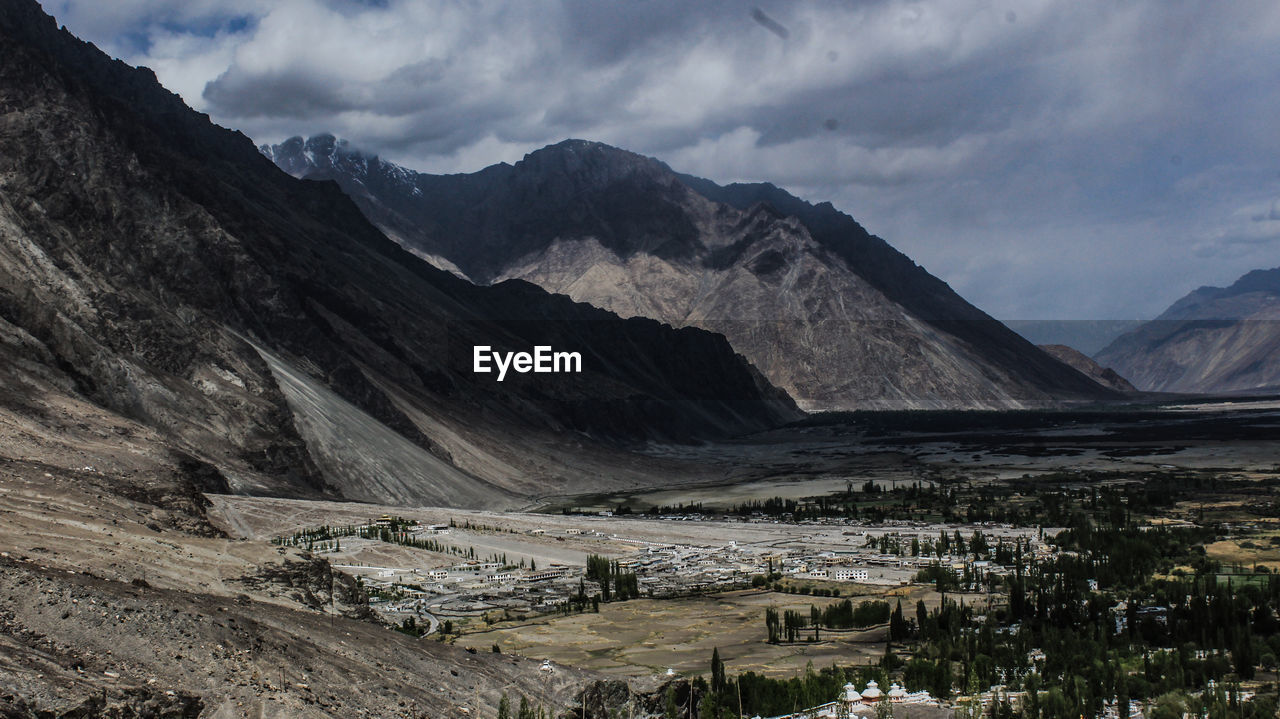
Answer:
xmin=47 ymin=0 xmax=1280 ymax=321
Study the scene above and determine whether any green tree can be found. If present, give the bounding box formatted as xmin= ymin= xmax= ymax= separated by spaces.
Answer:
xmin=1234 ymin=632 xmax=1257 ymax=680
xmin=1148 ymin=692 xmax=1188 ymax=719
xmin=1023 ymin=674 xmax=1040 ymax=719
xmin=665 ymin=685 xmax=680 ymax=719
xmin=931 ymin=660 xmax=952 ymax=700
xmin=1038 ymin=688 xmax=1070 ymax=719
xmin=765 ymin=607 xmax=780 ymax=643
xmin=890 ymin=600 xmax=907 ymax=641
xmin=711 ymin=648 xmax=726 ymax=693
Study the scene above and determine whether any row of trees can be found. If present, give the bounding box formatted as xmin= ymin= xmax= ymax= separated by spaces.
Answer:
xmin=865 ymin=529 xmax=995 ymax=560
xmin=644 ymin=469 xmax=1236 ymax=527
xmin=584 ymin=554 xmax=639 ymax=602
xmin=764 ymin=600 xmax=893 ymax=643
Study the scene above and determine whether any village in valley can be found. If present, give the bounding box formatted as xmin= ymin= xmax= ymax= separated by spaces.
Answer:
xmin=261 ymin=508 xmax=1046 ymax=636
xmin=204 ymin=448 xmax=1280 ymax=719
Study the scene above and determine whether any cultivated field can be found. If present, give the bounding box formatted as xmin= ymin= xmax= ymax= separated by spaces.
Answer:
xmin=455 ymin=586 xmax=962 ymax=679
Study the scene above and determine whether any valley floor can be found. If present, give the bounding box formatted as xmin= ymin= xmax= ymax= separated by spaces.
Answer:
xmin=5 ymin=396 xmax=1280 ymax=717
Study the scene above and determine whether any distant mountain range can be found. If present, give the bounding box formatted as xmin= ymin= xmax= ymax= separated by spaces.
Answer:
xmin=1097 ymin=268 xmax=1280 ymax=393
xmin=1038 ymin=345 xmax=1135 ymax=393
xmin=264 ymin=135 xmax=1118 ymax=410
xmin=1005 ymin=320 xmax=1145 ymax=356
xmin=0 ymin=1 xmax=798 ymax=509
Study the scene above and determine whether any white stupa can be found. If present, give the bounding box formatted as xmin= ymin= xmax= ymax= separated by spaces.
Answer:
xmin=861 ymin=680 xmax=882 ymax=704
xmin=888 ymin=683 xmax=907 ymax=702
xmin=841 ymin=682 xmax=863 ymax=708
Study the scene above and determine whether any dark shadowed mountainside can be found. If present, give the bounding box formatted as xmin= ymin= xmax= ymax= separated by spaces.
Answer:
xmin=1095 ymin=268 xmax=1280 ymax=393
xmin=265 ymin=135 xmax=1118 ymax=410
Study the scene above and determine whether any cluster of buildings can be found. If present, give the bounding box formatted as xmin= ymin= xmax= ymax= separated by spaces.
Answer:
xmin=625 ymin=542 xmax=766 ymax=594
xmin=755 ymin=680 xmax=938 ymax=719
xmin=326 ymin=518 xmax=1047 ymax=633
xmin=361 ymin=560 xmax=582 ymax=623
xmin=787 ymin=551 xmax=1010 ymax=588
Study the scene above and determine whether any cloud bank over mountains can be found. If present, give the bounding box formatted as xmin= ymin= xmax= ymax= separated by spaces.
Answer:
xmin=46 ymin=0 xmax=1280 ymax=321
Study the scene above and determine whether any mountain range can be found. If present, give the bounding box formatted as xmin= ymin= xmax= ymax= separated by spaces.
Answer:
xmin=0 ymin=1 xmax=1238 ymax=715
xmin=0 ymin=1 xmax=799 ymax=512
xmin=1037 ymin=345 xmax=1136 ymax=393
xmin=263 ymin=135 xmax=1119 ymax=410
xmin=1097 ymin=268 xmax=1280 ymax=393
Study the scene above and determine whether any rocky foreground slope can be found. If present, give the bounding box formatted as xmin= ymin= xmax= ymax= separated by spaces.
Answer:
xmin=1096 ymin=268 xmax=1280 ymax=393
xmin=266 ymin=135 xmax=1117 ymax=410
xmin=0 ymin=415 xmax=587 ymax=716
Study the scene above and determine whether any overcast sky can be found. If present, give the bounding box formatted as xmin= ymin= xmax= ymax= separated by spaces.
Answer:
xmin=46 ymin=0 xmax=1280 ymax=321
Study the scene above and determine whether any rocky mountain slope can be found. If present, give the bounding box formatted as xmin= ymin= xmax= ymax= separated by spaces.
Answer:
xmin=0 ymin=1 xmax=798 ymax=510
xmin=1038 ymin=344 xmax=1136 ymax=393
xmin=0 ymin=1 xmax=787 ymax=713
xmin=1095 ymin=268 xmax=1280 ymax=393
xmin=266 ymin=136 xmax=1117 ymax=410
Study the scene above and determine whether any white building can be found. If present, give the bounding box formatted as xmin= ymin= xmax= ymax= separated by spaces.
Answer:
xmin=758 ymin=681 xmax=935 ymax=718
xmin=839 ymin=682 xmax=863 ymax=713
xmin=521 ymin=568 xmax=568 ymax=582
